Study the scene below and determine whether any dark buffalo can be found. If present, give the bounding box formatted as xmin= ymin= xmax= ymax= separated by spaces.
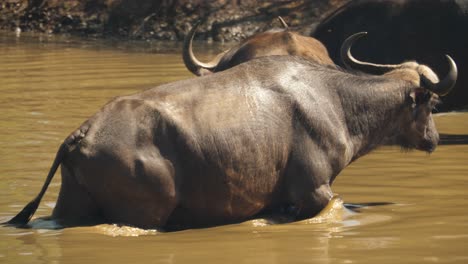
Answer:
xmin=4 ymin=49 xmax=456 ymax=230
xmin=312 ymin=0 xmax=468 ymax=111
xmin=183 ymin=19 xmax=334 ymax=76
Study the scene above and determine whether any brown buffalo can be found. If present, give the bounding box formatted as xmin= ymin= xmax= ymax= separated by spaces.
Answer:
xmin=183 ymin=19 xmax=334 ymax=76
xmin=4 ymin=40 xmax=456 ymax=230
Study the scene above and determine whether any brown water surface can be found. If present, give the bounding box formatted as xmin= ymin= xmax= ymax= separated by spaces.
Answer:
xmin=1 ymin=32 xmax=467 ymax=264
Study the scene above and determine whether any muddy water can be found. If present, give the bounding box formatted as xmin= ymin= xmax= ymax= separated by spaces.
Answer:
xmin=1 ymin=32 xmax=467 ymax=264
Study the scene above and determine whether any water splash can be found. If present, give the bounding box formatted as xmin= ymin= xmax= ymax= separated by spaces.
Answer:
xmin=93 ymin=224 xmax=160 ymax=237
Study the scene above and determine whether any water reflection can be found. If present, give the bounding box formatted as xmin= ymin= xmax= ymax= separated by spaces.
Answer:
xmin=439 ymin=133 xmax=468 ymax=144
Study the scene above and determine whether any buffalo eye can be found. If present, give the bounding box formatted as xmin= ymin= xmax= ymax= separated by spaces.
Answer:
xmin=410 ymin=88 xmax=432 ymax=107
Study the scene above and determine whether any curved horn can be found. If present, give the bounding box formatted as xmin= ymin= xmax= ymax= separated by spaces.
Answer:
xmin=421 ymin=55 xmax=457 ymax=96
xmin=341 ymin=32 xmax=403 ymax=74
xmin=182 ymin=21 xmax=222 ymax=76
xmin=277 ymin=16 xmax=289 ymax=29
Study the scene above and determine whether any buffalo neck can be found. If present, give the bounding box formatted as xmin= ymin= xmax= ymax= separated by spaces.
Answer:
xmin=334 ymin=75 xmax=410 ymax=161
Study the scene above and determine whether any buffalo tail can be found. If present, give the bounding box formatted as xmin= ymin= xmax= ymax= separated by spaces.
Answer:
xmin=2 ymin=143 xmax=67 ymax=228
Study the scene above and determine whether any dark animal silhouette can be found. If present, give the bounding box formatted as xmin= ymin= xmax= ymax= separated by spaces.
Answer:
xmin=312 ymin=0 xmax=468 ymax=111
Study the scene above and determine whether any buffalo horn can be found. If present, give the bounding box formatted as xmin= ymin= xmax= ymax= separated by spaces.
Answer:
xmin=278 ymin=16 xmax=289 ymax=29
xmin=182 ymin=21 xmax=223 ymax=76
xmin=421 ymin=55 xmax=457 ymax=96
xmin=341 ymin=32 xmax=403 ymax=74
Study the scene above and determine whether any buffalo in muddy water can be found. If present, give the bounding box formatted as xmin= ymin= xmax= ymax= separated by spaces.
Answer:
xmin=312 ymin=0 xmax=468 ymax=112
xmin=183 ymin=19 xmax=334 ymax=76
xmin=4 ymin=44 xmax=457 ymax=230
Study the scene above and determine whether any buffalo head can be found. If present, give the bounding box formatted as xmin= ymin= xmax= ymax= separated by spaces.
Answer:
xmin=341 ymin=32 xmax=457 ymax=152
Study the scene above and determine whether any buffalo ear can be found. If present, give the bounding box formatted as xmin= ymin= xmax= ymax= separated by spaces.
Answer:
xmin=410 ymin=88 xmax=431 ymax=107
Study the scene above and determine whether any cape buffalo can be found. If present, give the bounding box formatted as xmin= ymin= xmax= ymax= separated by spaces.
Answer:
xmin=4 ymin=47 xmax=457 ymax=230
xmin=183 ymin=19 xmax=334 ymax=76
xmin=311 ymin=0 xmax=468 ymax=112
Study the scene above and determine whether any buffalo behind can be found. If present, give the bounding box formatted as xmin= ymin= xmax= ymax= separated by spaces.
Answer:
xmin=183 ymin=20 xmax=334 ymax=76
xmin=312 ymin=0 xmax=468 ymax=111
xmin=4 ymin=53 xmax=457 ymax=230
